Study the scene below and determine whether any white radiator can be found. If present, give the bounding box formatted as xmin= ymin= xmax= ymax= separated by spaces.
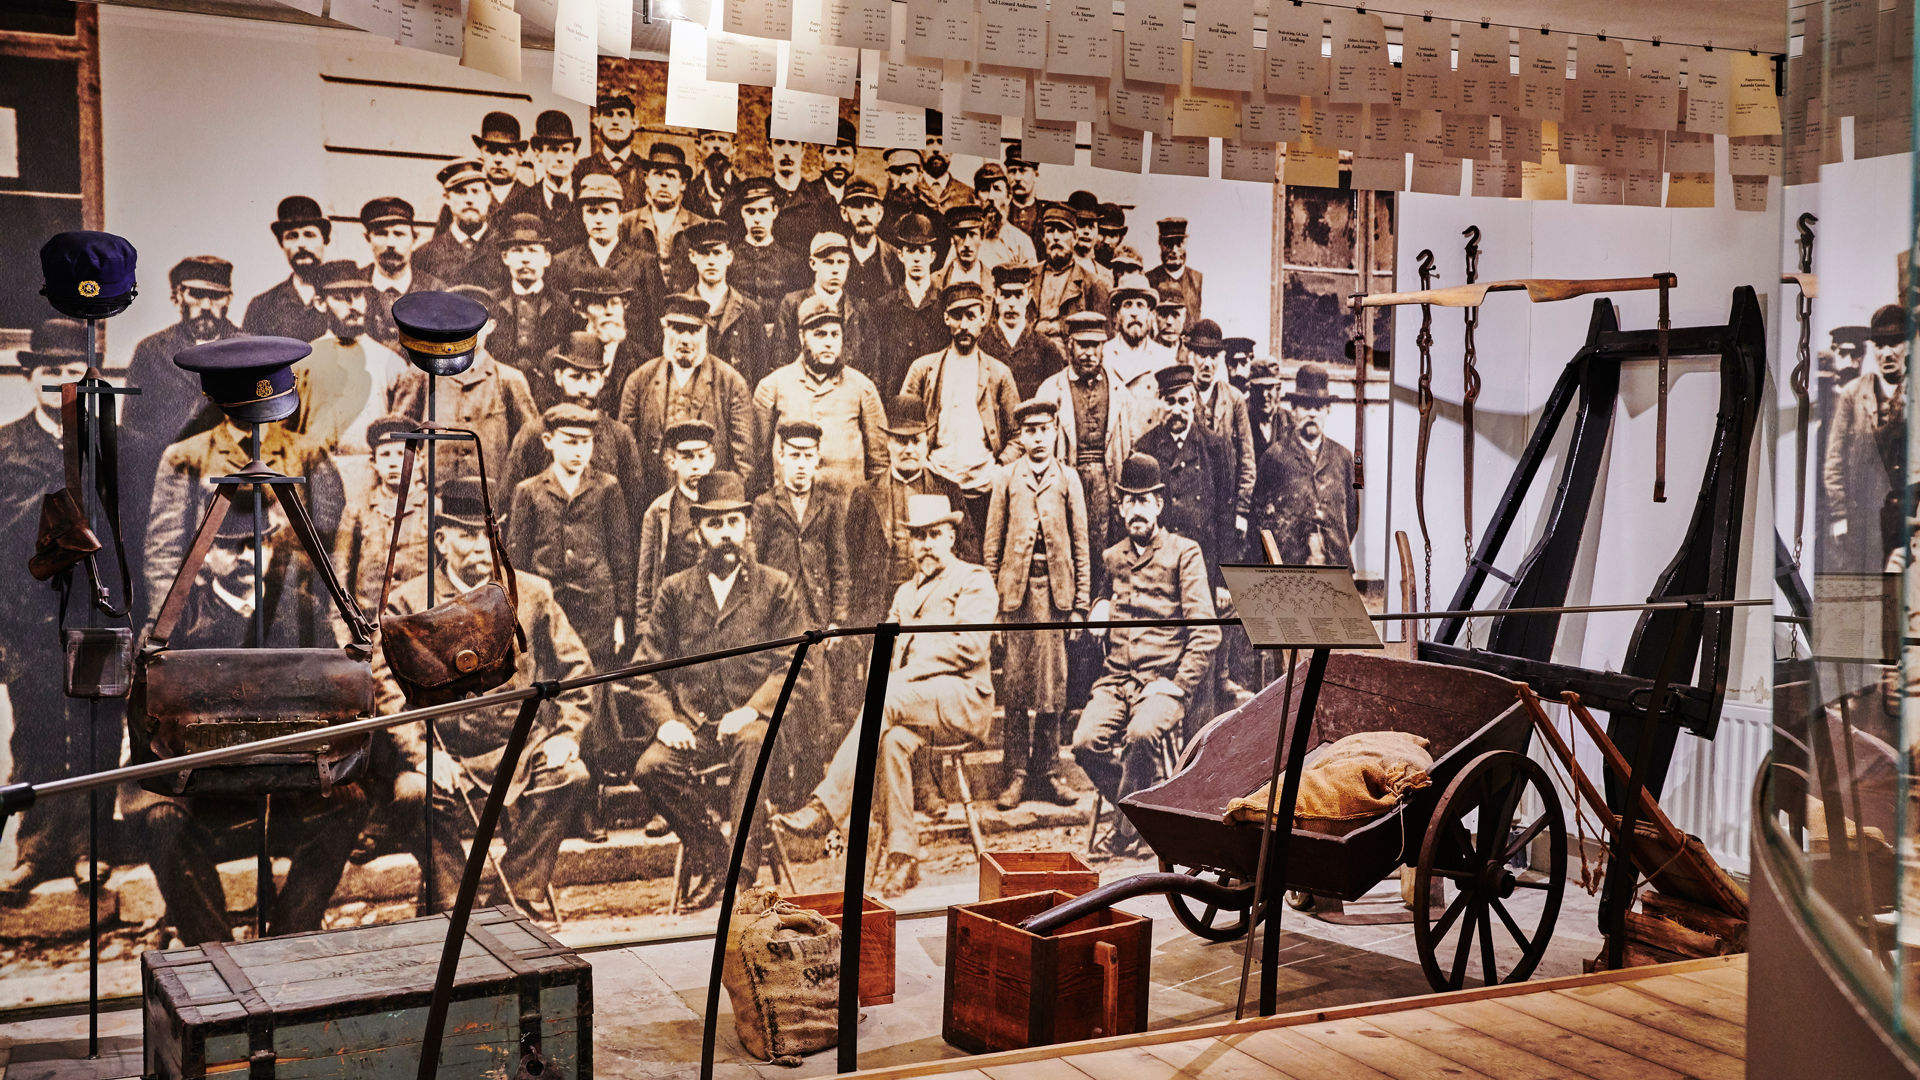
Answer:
xmin=1658 ymin=700 xmax=1772 ymax=876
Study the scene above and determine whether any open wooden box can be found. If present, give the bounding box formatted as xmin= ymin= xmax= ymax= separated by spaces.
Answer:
xmin=782 ymin=891 xmax=896 ymax=1006
xmin=943 ymin=890 xmax=1150 ymax=1053
xmin=980 ymin=850 xmax=1101 ymax=901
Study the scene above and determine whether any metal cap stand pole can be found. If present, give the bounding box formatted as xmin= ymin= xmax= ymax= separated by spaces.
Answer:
xmin=49 ymin=320 xmax=140 ymax=1058
xmin=394 ymin=379 xmax=451 ymax=914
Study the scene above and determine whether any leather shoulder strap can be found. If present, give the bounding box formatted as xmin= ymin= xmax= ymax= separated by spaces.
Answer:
xmin=148 ymin=491 xmax=232 ymax=649
xmin=376 ymin=425 xmax=525 ymax=648
xmin=82 ymin=368 xmax=131 ymax=620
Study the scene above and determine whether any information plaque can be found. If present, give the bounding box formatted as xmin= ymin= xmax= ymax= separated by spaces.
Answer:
xmin=1220 ymin=563 xmax=1384 ymax=650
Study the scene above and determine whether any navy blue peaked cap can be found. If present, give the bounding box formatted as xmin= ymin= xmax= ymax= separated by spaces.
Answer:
xmin=174 ymin=336 xmax=311 ymax=424
xmin=40 ymin=231 xmax=138 ymax=319
xmin=391 ymin=290 xmax=488 ymax=376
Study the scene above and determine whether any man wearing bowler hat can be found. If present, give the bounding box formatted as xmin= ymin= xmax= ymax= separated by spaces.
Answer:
xmin=981 ymin=262 xmax=1066 ymax=400
xmin=292 ymin=260 xmax=409 ymax=457
xmin=502 ymin=110 xmax=586 ymax=251
xmin=575 ymin=91 xmax=645 ymax=210
xmin=1074 ymin=453 xmax=1219 ymax=857
xmin=777 ymin=493 xmax=998 ymax=895
xmin=632 ymin=141 xmax=710 ymax=288
xmin=900 ymin=281 xmax=1022 ymax=530
xmin=619 ymin=470 xmax=805 ymax=907
xmin=1146 ymin=216 xmax=1202 ymax=324
xmin=845 ymin=395 xmax=976 ymax=624
xmin=678 ymin=219 xmax=771 ymax=387
xmin=487 ymin=213 xmax=569 ymax=369
xmin=1183 ymin=319 xmax=1256 ymax=548
xmin=472 ymin=110 xmax=533 ymax=209
xmin=751 ymin=295 xmax=887 ymax=492
xmin=552 ymin=269 xmax=651 ymax=414
xmin=617 ymin=293 xmax=756 ymax=509
xmin=869 ymin=210 xmax=950 ymax=398
xmin=551 ymin=173 xmax=667 ymax=337
xmin=1254 ymin=361 xmax=1358 ymax=567
xmin=359 ymin=197 xmax=442 ymax=350
xmin=1824 ymin=303 xmax=1912 ymax=572
xmin=242 ymin=195 xmax=332 ymax=341
xmin=375 ymin=477 xmax=594 ymax=927
xmin=0 ymin=321 xmax=97 ymax=896
xmin=414 ymin=160 xmax=499 ymax=289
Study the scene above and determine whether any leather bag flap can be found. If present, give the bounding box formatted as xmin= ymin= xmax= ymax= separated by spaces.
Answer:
xmin=379 ymin=583 xmax=518 ymax=691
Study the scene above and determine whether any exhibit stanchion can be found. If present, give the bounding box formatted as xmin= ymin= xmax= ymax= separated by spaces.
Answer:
xmin=838 ymin=623 xmax=898 ymax=1075
xmin=698 ymin=634 xmax=819 ymax=1080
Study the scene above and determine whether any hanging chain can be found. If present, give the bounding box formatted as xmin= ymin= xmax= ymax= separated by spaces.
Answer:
xmin=1792 ymin=213 xmax=1816 ymax=572
xmin=1462 ymin=226 xmax=1482 ymax=650
xmin=1414 ymin=249 xmax=1437 ymax=642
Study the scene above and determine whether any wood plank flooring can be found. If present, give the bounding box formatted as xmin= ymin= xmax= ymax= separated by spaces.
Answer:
xmin=847 ymin=955 xmax=1749 ymax=1080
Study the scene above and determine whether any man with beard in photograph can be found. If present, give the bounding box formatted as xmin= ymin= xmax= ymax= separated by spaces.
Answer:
xmin=618 ymin=294 xmax=756 ymax=508
xmin=983 ymin=399 xmax=1088 ymax=810
xmin=574 ymin=91 xmax=644 ymax=210
xmin=359 ymin=197 xmax=440 ymax=350
xmin=551 ymin=173 xmax=667 ymax=333
xmin=937 ymin=204 xmax=993 ymax=292
xmin=413 ymin=160 xmax=498 ymax=289
xmin=391 ymin=285 xmax=539 ymax=502
xmin=809 ymin=121 xmax=860 ymax=210
xmin=1033 ymin=206 xmax=1111 ymax=343
xmin=377 ymin=478 xmax=594 ymax=928
xmin=1074 ymin=453 xmax=1219 ymax=857
xmin=845 ymin=395 xmax=976 ymax=623
xmin=1102 ymin=273 xmax=1175 ymax=392
xmin=752 ymin=295 xmax=887 ymax=492
xmin=1254 ymin=362 xmax=1358 ymax=567
xmin=776 ymin=493 xmax=998 ymax=897
xmin=728 ymin=176 xmax=810 ymax=312
xmin=1224 ymin=335 xmax=1256 ymax=394
xmin=679 ymin=219 xmax=771 ymax=388
xmin=974 ymin=163 xmax=1036 ymax=269
xmin=1033 ymin=312 xmax=1147 ymax=595
xmin=901 ymin=282 xmax=1021 ymax=534
xmin=1002 ymin=146 xmax=1044 ymax=243
xmin=506 ymin=331 xmax=648 ymax=533
xmin=502 ymin=110 xmax=586 ymax=252
xmin=880 ymin=147 xmax=940 ymax=234
xmin=124 ymin=257 xmax=239 ymax=593
xmin=1823 ymin=303 xmax=1911 ymax=573
xmin=241 ymin=195 xmax=331 ymax=341
xmin=522 ymin=277 xmax=640 ymax=415
xmin=869 ymin=210 xmax=948 ymax=398
xmin=982 ymin=262 xmax=1066 ymax=401
xmin=622 ymin=470 xmax=803 ymax=905
xmin=771 ymin=231 xmax=871 ymax=378
xmin=1244 ymin=357 xmax=1292 ymax=460
xmin=634 ymin=142 xmax=708 ymax=290
xmin=841 ymin=177 xmax=902 ymax=296
xmin=292 ymin=261 xmax=409 ymax=457
xmin=1147 ymin=217 xmax=1202 ymax=324
xmin=920 ymin=114 xmax=975 ymax=211
xmin=1134 ymin=366 xmax=1238 ymax=601
xmin=688 ymin=128 xmax=738 ymax=220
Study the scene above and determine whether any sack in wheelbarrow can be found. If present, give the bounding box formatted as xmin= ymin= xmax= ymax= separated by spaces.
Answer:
xmin=1225 ymin=731 xmax=1434 ymax=831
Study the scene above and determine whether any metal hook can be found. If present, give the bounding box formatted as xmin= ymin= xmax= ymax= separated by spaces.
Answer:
xmin=1416 ymin=249 xmax=1436 ymax=276
xmin=1797 ymin=211 xmax=1817 ymax=241
xmin=1462 ymin=224 xmax=1481 ymax=246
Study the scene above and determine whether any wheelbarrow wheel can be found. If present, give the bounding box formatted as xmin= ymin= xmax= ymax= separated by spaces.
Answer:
xmin=1413 ymin=750 xmax=1565 ymax=992
xmin=1158 ymin=859 xmax=1252 ymax=941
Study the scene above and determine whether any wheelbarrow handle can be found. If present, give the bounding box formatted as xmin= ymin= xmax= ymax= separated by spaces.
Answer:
xmin=1017 ymin=871 xmax=1255 ymax=935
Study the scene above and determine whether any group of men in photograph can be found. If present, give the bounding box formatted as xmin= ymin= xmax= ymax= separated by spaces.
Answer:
xmin=0 ymin=94 xmax=1362 ymax=937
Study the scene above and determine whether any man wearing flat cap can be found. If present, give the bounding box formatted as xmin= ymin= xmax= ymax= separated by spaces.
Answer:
xmin=551 ymin=173 xmax=667 ymax=344
xmin=617 ymin=293 xmax=756 ymax=509
xmin=900 ymin=281 xmax=1022 ymax=530
xmin=981 ymin=262 xmax=1067 ymax=400
xmin=846 ymin=395 xmax=977 ymax=624
xmin=635 ymin=418 xmax=718 ymax=623
xmin=1153 ymin=292 xmax=1188 ymax=351
xmin=292 ymin=260 xmax=410 ymax=458
xmin=1244 ymin=357 xmax=1293 ymax=462
xmin=1034 ymin=205 xmax=1111 ymax=341
xmin=505 ymin=331 xmax=649 ymax=535
xmin=1147 ymin=217 xmax=1202 ymax=324
xmin=391 ymin=286 xmax=540 ymax=504
xmin=984 ymin=398 xmax=1090 ymax=809
xmin=1075 ymin=453 xmax=1219 ymax=857
xmin=1253 ymin=362 xmax=1358 ymax=567
xmin=631 ymin=141 xmax=711 ymax=289
xmin=752 ymin=295 xmax=887 ymax=492
xmin=619 ymin=470 xmax=805 ymax=907
xmin=487 ymin=213 xmax=569 ymax=370
xmin=1134 ymin=366 xmax=1240 ymax=641
xmin=241 ymin=195 xmax=332 ymax=342
xmin=770 ymin=231 xmax=873 ymax=377
xmin=726 ymin=176 xmax=810 ymax=311
xmin=880 ymin=147 xmax=941 ymax=235
xmin=375 ymin=477 xmax=595 ymax=927
xmin=841 ymin=177 xmax=903 ymax=296
xmin=414 ymin=161 xmax=499 ymax=288
xmin=357 ymin=197 xmax=443 ymax=351
xmin=0 ymin=323 xmax=100 ymax=896
xmin=779 ymin=493 xmax=998 ymax=895
xmin=1824 ymin=302 xmax=1912 ymax=572
xmin=937 ymin=204 xmax=993 ymax=293
xmin=574 ymin=92 xmax=644 ymax=210
xmin=869 ymin=210 xmax=951 ymax=398
xmin=678 ymin=219 xmax=772 ymax=387
xmin=1032 ymin=311 xmax=1150 ymax=597
xmin=1104 ymin=272 xmax=1177 ymax=393
xmin=501 ymin=110 xmax=586 ymax=251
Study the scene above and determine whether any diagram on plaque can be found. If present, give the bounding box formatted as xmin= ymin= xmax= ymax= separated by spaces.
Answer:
xmin=1219 ymin=564 xmax=1383 ymax=650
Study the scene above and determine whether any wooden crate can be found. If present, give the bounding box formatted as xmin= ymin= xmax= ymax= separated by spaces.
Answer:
xmin=782 ymin=891 xmax=896 ymax=1006
xmin=142 ymin=906 xmax=591 ymax=1080
xmin=943 ymin=890 xmax=1151 ymax=1053
xmin=980 ymin=851 xmax=1101 ymax=901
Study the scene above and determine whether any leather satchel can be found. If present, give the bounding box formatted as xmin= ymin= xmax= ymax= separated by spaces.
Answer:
xmin=37 ymin=371 xmax=140 ymax=697
xmin=377 ymin=427 xmax=525 ymax=707
xmin=130 ymin=479 xmax=377 ymax=796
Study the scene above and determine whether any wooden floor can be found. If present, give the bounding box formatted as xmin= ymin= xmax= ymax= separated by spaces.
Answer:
xmin=846 ymin=954 xmax=1749 ymax=1080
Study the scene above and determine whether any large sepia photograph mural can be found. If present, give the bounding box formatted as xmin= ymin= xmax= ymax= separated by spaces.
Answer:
xmin=0 ymin=6 xmax=1387 ymax=1007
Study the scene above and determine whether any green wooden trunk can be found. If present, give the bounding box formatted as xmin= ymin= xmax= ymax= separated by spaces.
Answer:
xmin=141 ymin=906 xmax=592 ymax=1080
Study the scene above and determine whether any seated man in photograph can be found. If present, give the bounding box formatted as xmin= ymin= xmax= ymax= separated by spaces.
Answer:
xmin=618 ymin=471 xmax=804 ymax=908
xmin=776 ymin=494 xmax=998 ymax=896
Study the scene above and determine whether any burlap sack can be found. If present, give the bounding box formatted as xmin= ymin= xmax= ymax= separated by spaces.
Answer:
xmin=722 ymin=889 xmax=842 ymax=1065
xmin=1225 ymin=731 xmax=1434 ymax=828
